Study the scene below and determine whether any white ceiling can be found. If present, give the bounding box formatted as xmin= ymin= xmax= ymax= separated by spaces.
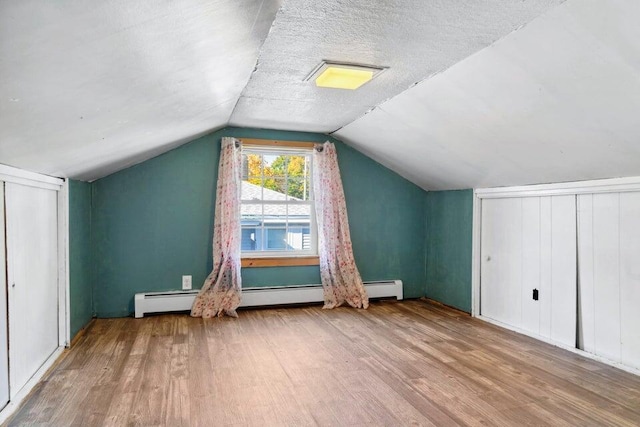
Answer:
xmin=335 ymin=0 xmax=640 ymax=190
xmin=3 ymin=0 xmax=638 ymax=191
xmin=229 ymin=0 xmax=564 ymax=133
xmin=0 ymin=0 xmax=281 ymax=181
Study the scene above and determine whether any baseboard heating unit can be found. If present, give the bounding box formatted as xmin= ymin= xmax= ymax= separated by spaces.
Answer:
xmin=134 ymin=280 xmax=403 ymax=318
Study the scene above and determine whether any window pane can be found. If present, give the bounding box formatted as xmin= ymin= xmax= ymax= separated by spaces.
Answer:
xmin=287 ymin=205 xmax=311 ymax=251
xmin=268 ymin=155 xmax=288 ymax=178
xmin=264 ymin=204 xmax=287 ymax=225
xmin=244 ymin=153 xmax=263 ymax=180
xmin=286 ymin=177 xmax=310 ymax=200
xmin=241 ymin=180 xmax=261 ymax=201
xmin=241 ymin=227 xmax=260 ymax=251
xmin=302 ymin=227 xmax=311 ymax=250
xmin=287 ymin=204 xmax=310 ymax=222
xmin=286 ymin=227 xmax=308 ymax=251
xmin=287 ymin=155 xmax=306 ymax=177
xmin=242 ymin=180 xmax=287 ymax=202
xmin=262 ymin=177 xmax=287 ymax=200
xmin=265 ymin=228 xmax=287 ymax=250
xmin=241 ymin=203 xmax=262 ymax=221
xmin=241 ymin=149 xmax=314 ymax=255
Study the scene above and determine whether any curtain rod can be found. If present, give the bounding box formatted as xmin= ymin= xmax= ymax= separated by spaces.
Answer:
xmin=233 ymin=138 xmax=325 ymax=151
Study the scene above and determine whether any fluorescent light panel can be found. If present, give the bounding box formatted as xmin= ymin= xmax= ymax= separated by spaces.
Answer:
xmin=307 ymin=61 xmax=385 ymax=90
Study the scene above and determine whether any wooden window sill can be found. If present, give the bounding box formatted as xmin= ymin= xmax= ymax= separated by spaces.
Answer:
xmin=241 ymin=256 xmax=320 ymax=268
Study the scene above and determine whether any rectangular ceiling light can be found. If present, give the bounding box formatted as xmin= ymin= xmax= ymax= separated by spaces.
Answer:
xmin=307 ymin=61 xmax=385 ymax=90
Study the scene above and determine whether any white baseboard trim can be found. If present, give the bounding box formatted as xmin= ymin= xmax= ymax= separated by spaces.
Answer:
xmin=135 ymin=280 xmax=404 ymax=318
xmin=477 ymin=315 xmax=640 ymax=377
xmin=0 ymin=346 xmax=65 ymax=424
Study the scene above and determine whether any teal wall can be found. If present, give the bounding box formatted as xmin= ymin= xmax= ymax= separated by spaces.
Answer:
xmin=425 ymin=189 xmax=473 ymax=313
xmin=68 ymin=180 xmax=94 ymax=337
xmin=91 ymin=127 xmax=428 ymax=317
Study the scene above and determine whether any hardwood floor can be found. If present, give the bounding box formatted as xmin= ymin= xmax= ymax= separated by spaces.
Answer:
xmin=5 ymin=300 xmax=640 ymax=426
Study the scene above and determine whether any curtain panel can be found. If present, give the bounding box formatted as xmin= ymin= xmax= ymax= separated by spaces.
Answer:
xmin=313 ymin=141 xmax=369 ymax=309
xmin=191 ymin=137 xmax=243 ymax=318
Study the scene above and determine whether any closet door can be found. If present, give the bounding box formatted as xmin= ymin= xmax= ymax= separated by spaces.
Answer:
xmin=481 ymin=195 xmax=577 ymax=347
xmin=481 ymin=198 xmax=523 ymax=327
xmin=578 ymin=192 xmax=640 ymax=369
xmin=5 ymin=183 xmax=59 ymax=396
xmin=545 ymin=195 xmax=577 ymax=347
xmin=0 ymin=183 xmax=9 ymax=407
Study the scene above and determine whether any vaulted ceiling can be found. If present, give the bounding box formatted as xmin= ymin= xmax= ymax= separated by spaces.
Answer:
xmin=335 ymin=0 xmax=640 ymax=190
xmin=2 ymin=0 xmax=639 ymax=190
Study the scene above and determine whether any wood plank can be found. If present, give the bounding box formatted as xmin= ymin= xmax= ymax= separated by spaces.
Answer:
xmin=241 ymin=256 xmax=319 ymax=268
xmin=239 ymin=138 xmax=318 ymax=149
xmin=5 ymin=300 xmax=640 ymax=426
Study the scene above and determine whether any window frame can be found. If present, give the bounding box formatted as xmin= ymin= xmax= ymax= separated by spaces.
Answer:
xmin=240 ymin=142 xmax=319 ymax=264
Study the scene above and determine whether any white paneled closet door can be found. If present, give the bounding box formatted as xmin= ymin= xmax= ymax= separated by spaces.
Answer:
xmin=578 ymin=192 xmax=640 ymax=370
xmin=5 ymin=183 xmax=59 ymax=397
xmin=547 ymin=195 xmax=578 ymax=346
xmin=0 ymin=184 xmax=9 ymax=408
xmin=481 ymin=198 xmax=523 ymax=328
xmin=481 ymin=195 xmax=577 ymax=347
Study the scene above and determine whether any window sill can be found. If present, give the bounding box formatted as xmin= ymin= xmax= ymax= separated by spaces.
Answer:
xmin=241 ymin=256 xmax=320 ymax=268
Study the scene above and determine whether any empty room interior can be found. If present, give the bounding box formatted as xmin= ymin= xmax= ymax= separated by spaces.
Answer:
xmin=1 ymin=0 xmax=640 ymax=425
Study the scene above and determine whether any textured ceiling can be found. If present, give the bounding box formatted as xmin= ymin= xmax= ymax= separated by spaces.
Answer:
xmin=5 ymin=0 xmax=630 ymax=189
xmin=229 ymin=0 xmax=564 ymax=133
xmin=0 ymin=0 xmax=281 ymax=181
xmin=335 ymin=0 xmax=640 ymax=190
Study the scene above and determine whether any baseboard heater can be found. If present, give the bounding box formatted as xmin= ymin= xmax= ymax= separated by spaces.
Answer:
xmin=134 ymin=280 xmax=403 ymax=318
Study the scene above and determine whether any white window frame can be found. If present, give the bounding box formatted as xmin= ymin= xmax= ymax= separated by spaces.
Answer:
xmin=240 ymin=145 xmax=318 ymax=258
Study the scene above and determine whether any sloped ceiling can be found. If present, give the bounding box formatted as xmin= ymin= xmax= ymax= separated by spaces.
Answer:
xmin=5 ymin=0 xmax=636 ymax=190
xmin=0 ymin=0 xmax=281 ymax=181
xmin=229 ymin=0 xmax=564 ymax=133
xmin=335 ymin=0 xmax=640 ymax=190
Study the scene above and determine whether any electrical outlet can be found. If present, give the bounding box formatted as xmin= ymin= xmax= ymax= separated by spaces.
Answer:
xmin=182 ymin=275 xmax=192 ymax=290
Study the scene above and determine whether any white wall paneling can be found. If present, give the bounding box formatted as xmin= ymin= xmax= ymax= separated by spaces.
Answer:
xmin=578 ymin=192 xmax=640 ymax=370
xmin=549 ymin=196 xmax=577 ymax=347
xmin=480 ymin=195 xmax=576 ymax=347
xmin=5 ymin=183 xmax=60 ymax=397
xmin=480 ymin=198 xmax=523 ymax=327
xmin=576 ymin=194 xmax=594 ymax=353
xmin=619 ymin=193 xmax=640 ymax=370
xmin=521 ymin=197 xmax=541 ymax=336
xmin=0 ymin=184 xmax=9 ymax=408
xmin=475 ymin=176 xmax=640 ymax=374
xmin=538 ymin=196 xmax=552 ymax=340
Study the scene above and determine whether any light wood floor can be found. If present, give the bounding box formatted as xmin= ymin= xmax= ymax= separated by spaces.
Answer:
xmin=5 ymin=300 xmax=640 ymax=426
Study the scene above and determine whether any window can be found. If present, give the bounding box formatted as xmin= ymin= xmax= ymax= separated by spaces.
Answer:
xmin=240 ymin=145 xmax=317 ymax=259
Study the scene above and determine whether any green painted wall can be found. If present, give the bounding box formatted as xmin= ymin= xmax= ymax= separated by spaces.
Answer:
xmin=91 ymin=127 xmax=427 ymax=317
xmin=425 ymin=189 xmax=473 ymax=313
xmin=68 ymin=180 xmax=94 ymax=337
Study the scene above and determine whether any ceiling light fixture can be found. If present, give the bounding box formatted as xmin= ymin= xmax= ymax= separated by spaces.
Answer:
xmin=306 ymin=61 xmax=386 ymax=90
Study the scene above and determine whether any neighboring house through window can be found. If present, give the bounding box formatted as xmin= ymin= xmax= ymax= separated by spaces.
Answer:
xmin=240 ymin=145 xmax=317 ymax=257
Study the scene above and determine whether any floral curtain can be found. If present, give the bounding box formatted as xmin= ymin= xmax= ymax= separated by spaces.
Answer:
xmin=191 ymin=137 xmax=242 ymax=318
xmin=313 ymin=141 xmax=369 ymax=309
